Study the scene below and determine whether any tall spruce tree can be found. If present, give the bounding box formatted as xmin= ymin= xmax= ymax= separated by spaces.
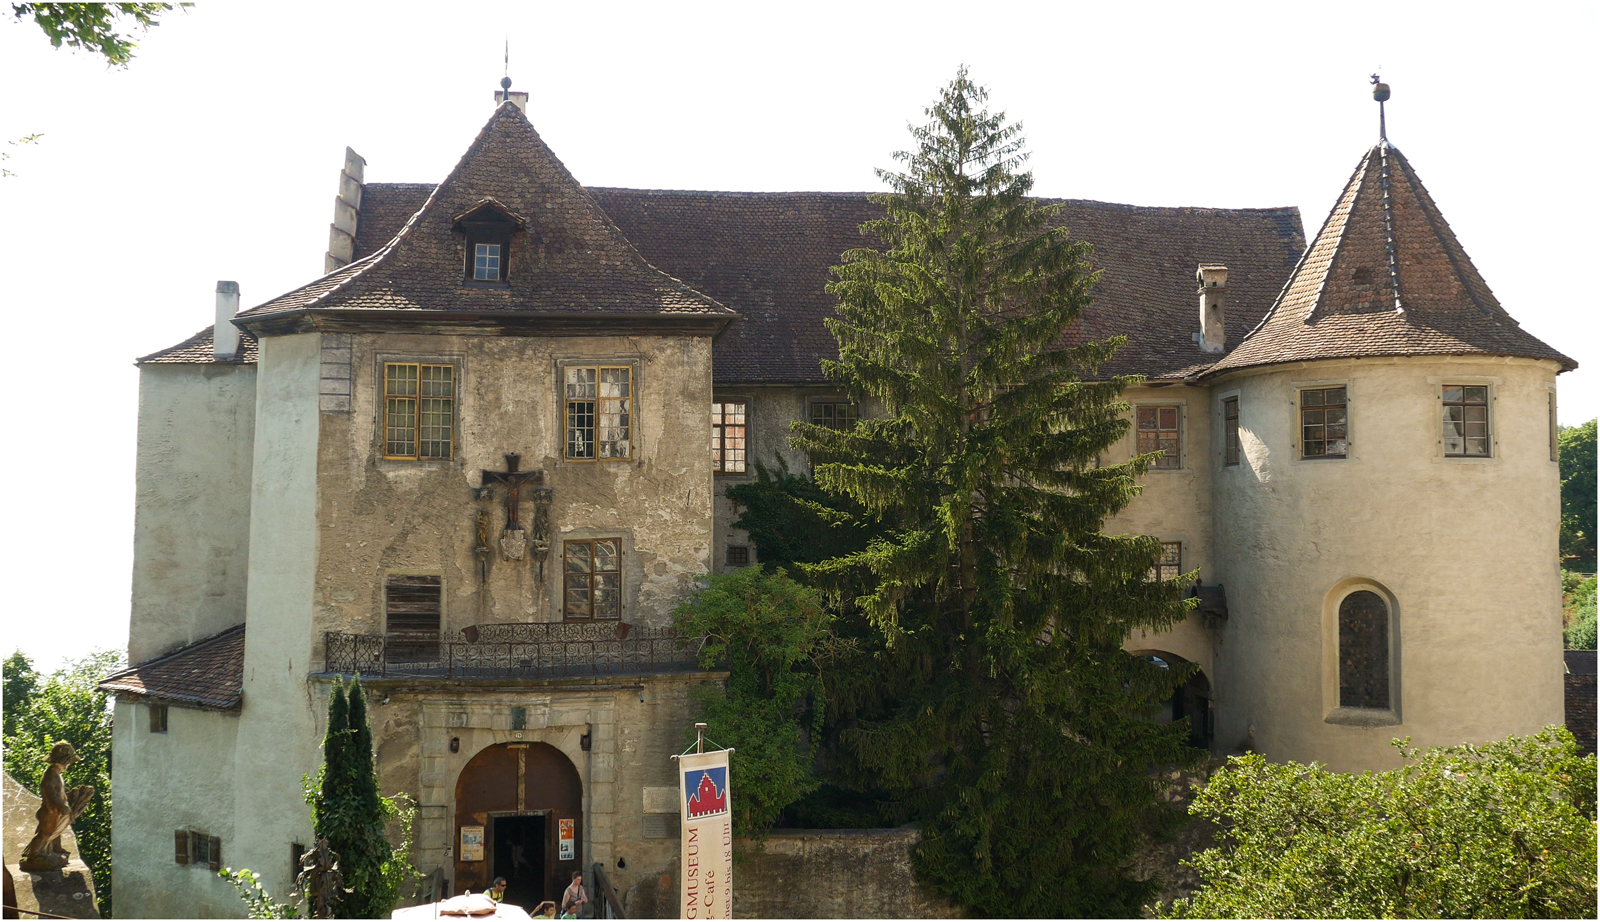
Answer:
xmin=796 ymin=68 xmax=1201 ymax=916
xmin=313 ymin=679 xmax=397 ymax=918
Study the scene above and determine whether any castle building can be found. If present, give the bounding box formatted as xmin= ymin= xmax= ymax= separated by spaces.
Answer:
xmin=98 ymin=86 xmax=1573 ymax=918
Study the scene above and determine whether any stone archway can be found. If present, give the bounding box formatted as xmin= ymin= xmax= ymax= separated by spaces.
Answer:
xmin=1132 ymin=651 xmax=1213 ymax=749
xmin=454 ymin=742 xmax=582 ymax=907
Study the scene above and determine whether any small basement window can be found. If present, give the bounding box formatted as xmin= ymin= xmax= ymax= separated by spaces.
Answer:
xmin=726 ymin=545 xmax=750 ymax=568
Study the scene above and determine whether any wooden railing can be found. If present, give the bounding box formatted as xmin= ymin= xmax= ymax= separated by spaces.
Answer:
xmin=591 ymin=862 xmax=625 ymax=919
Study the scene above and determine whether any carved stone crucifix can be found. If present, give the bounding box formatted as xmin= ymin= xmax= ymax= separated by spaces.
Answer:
xmin=480 ymin=453 xmax=543 ymax=561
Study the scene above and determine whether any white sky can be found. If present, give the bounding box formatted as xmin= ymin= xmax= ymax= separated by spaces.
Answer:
xmin=1 ymin=2 xmax=1595 ymax=673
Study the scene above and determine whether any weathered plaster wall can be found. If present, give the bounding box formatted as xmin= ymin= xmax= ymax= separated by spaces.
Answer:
xmin=730 ymin=827 xmax=960 ymax=919
xmin=229 ymin=332 xmax=323 ymax=901
xmin=1209 ymin=356 xmax=1564 ymax=769
xmin=1110 ymin=384 xmax=1217 ymax=678
xmin=358 ymin=671 xmax=722 ymax=915
xmin=313 ymin=331 xmax=715 ymax=650
xmin=108 ymin=700 xmax=241 ymax=918
xmin=129 ymin=364 xmax=256 ymax=663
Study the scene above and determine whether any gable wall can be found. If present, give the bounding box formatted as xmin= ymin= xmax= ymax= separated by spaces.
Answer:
xmin=129 ymin=364 xmax=256 ymax=662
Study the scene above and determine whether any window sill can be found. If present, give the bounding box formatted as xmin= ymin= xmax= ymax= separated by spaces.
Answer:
xmin=1323 ymin=707 xmax=1399 ymax=728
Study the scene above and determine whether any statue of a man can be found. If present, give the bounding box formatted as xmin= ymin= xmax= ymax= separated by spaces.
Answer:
xmin=18 ymin=741 xmax=95 ymax=872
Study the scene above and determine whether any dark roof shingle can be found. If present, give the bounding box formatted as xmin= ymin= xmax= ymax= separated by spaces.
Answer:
xmin=137 ymin=325 xmax=259 ymax=365
xmin=98 ymin=625 xmax=245 ymax=710
xmin=1209 ymin=143 xmax=1574 ymax=375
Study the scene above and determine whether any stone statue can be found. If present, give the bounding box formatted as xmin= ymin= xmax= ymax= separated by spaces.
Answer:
xmin=18 ymin=741 xmax=95 ymax=872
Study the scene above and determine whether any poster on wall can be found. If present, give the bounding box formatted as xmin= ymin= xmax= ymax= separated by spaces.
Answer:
xmin=678 ymin=749 xmax=732 ymax=919
xmin=558 ymin=818 xmax=575 ymax=861
xmin=460 ymin=826 xmax=484 ymax=862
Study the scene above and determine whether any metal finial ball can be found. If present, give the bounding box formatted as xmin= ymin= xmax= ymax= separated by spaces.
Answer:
xmin=501 ymin=76 xmax=513 ymax=91
xmin=1370 ymin=74 xmax=1390 ymax=102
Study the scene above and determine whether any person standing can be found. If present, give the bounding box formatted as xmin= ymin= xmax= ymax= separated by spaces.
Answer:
xmin=560 ymin=871 xmax=587 ymax=919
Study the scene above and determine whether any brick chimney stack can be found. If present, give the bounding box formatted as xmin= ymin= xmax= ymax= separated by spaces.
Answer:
xmin=214 ymin=281 xmax=240 ymax=359
xmin=1196 ymin=265 xmax=1229 ymax=354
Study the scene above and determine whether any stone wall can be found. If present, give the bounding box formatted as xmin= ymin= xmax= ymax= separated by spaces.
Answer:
xmin=729 ymin=828 xmax=959 ymax=919
xmin=1566 ymin=650 xmax=1596 ymax=756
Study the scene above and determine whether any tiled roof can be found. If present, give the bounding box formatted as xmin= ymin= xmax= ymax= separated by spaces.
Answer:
xmin=1209 ymin=143 xmax=1575 ymax=375
xmin=98 ymin=625 xmax=245 ymax=711
xmin=137 ymin=324 xmax=259 ymax=365
xmin=352 ymin=187 xmax=1305 ymax=383
xmin=236 ymin=103 xmax=732 ymax=326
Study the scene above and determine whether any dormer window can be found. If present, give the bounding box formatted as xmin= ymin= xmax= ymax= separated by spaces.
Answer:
xmin=473 ymin=243 xmax=502 ymax=281
xmin=453 ymin=199 xmax=525 ymax=286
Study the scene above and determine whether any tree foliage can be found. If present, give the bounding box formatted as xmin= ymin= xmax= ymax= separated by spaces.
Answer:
xmin=725 ymin=460 xmax=872 ymax=574
xmin=2 ymin=649 xmax=123 ymax=917
xmin=673 ymin=567 xmax=835 ymax=837
xmin=307 ymin=678 xmax=418 ymax=919
xmin=1156 ymin=729 xmax=1598 ymax=919
xmin=1564 ymin=572 xmax=1597 ymax=650
xmin=783 ymin=68 xmax=1199 ymax=916
xmin=1560 ymin=419 xmax=1597 ymax=572
xmin=10 ymin=3 xmax=183 ymax=66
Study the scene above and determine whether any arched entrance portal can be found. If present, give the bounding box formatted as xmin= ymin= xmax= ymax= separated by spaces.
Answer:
xmin=1133 ymin=651 xmax=1213 ymax=749
xmin=454 ymin=742 xmax=582 ymax=907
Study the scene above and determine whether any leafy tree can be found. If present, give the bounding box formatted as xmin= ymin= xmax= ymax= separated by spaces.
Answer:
xmin=1565 ymin=573 xmax=1597 ymax=650
xmin=1155 ymin=728 xmax=1598 ymax=919
xmin=3 ymin=649 xmax=40 ymax=737
xmin=2 ymin=650 xmax=123 ymax=917
xmin=306 ymin=678 xmax=418 ymax=919
xmin=673 ymin=567 xmax=835 ymax=837
xmin=10 ymin=3 xmax=183 ymax=66
xmin=792 ymin=68 xmax=1199 ymax=916
xmin=1560 ymin=419 xmax=1597 ymax=572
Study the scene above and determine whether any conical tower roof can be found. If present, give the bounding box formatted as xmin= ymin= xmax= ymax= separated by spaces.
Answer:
xmin=237 ymin=101 xmax=734 ymax=333
xmin=1208 ymin=141 xmax=1573 ymax=375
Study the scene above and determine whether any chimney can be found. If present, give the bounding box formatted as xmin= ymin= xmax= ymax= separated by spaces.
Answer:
xmin=214 ymin=281 xmax=240 ymax=359
xmin=1195 ymin=265 xmax=1229 ymax=354
xmin=324 ymin=147 xmax=366 ymax=275
xmin=494 ymin=89 xmax=529 ymax=113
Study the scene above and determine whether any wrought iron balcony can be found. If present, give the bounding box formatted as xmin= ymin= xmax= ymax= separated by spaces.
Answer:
xmin=322 ymin=621 xmax=710 ymax=680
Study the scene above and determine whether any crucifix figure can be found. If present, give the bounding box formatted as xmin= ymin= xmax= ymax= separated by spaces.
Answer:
xmin=480 ymin=453 xmax=543 ymax=561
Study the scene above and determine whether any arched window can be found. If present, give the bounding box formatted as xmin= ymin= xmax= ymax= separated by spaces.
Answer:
xmin=1339 ymin=590 xmax=1390 ymax=709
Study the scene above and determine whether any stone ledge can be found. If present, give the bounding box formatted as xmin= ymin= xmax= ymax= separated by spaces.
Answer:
xmin=1323 ymin=707 xmax=1401 ymax=727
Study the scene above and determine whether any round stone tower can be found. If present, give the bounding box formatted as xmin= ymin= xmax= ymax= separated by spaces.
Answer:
xmin=1202 ymin=122 xmax=1575 ymax=769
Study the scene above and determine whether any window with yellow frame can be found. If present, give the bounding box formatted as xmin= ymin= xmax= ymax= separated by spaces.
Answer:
xmin=384 ymin=363 xmax=454 ymax=459
xmin=565 ymin=365 xmax=631 ymax=460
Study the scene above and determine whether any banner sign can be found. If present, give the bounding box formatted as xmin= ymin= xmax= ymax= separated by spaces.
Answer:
xmin=678 ymin=750 xmax=732 ymax=918
xmin=558 ymin=818 xmax=576 ymax=861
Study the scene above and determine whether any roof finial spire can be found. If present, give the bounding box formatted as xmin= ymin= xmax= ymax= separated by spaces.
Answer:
xmin=1371 ymin=73 xmax=1390 ymax=143
xmin=500 ymin=39 xmax=512 ymax=99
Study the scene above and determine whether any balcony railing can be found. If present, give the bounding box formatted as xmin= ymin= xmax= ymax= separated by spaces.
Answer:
xmin=322 ymin=622 xmax=709 ymax=680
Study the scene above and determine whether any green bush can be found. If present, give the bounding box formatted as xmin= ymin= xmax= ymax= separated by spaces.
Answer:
xmin=673 ymin=567 xmax=833 ymax=838
xmin=1155 ymin=728 xmax=1598 ymax=919
xmin=1565 ymin=574 xmax=1596 ymax=650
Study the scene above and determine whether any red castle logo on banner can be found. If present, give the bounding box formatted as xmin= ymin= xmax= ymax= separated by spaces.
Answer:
xmin=685 ymin=767 xmax=728 ymax=818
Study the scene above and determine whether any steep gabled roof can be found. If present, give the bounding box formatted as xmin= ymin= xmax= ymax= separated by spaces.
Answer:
xmin=98 ymin=625 xmax=245 ymax=711
xmin=351 ymin=185 xmax=1305 ymax=384
xmin=1209 ymin=143 xmax=1575 ymax=375
xmin=137 ymin=325 xmax=259 ymax=365
xmin=234 ymin=102 xmax=734 ymax=331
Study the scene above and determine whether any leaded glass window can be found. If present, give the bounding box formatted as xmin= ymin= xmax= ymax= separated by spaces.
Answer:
xmin=1339 ymin=590 xmax=1390 ymax=709
xmin=1137 ymin=406 xmax=1181 ymax=469
xmin=565 ymin=366 xmax=631 ymax=460
xmin=712 ymin=400 xmax=747 ymax=473
xmin=473 ymin=243 xmax=501 ymax=281
xmin=1223 ymin=397 xmax=1240 ymax=466
xmin=1442 ymin=385 xmax=1489 ymax=457
xmin=565 ymin=538 xmax=622 ymax=620
xmin=1300 ymin=387 xmax=1347 ymax=459
xmin=385 ymin=363 xmax=453 ymax=459
xmin=1148 ymin=541 xmax=1181 ymax=581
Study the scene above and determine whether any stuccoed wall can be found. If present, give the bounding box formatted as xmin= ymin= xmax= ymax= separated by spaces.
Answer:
xmin=1208 ymin=355 xmax=1564 ymax=769
xmin=358 ymin=671 xmax=723 ymax=914
xmin=1110 ymin=384 xmax=1217 ymax=677
xmin=108 ymin=700 xmax=241 ymax=918
xmin=229 ymin=332 xmax=323 ymax=902
xmin=129 ymin=364 xmax=256 ymax=663
xmin=312 ymin=331 xmax=715 ymax=648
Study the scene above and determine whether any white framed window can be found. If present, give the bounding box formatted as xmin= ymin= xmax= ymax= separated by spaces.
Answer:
xmin=1441 ymin=385 xmax=1490 ymax=457
xmin=473 ymin=243 xmax=502 ymax=281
